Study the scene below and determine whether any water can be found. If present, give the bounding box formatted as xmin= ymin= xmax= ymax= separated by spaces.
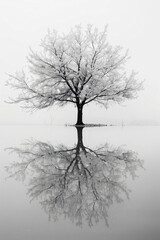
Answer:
xmin=0 ymin=125 xmax=160 ymax=240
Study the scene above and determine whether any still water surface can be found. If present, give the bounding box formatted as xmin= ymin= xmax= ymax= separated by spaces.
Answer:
xmin=0 ymin=125 xmax=160 ymax=240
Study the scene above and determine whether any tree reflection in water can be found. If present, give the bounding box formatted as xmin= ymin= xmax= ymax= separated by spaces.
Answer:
xmin=6 ymin=127 xmax=143 ymax=227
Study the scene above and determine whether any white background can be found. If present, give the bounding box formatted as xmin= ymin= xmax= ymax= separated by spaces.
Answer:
xmin=0 ymin=0 xmax=160 ymax=125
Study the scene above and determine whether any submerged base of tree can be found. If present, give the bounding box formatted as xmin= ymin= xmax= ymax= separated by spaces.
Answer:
xmin=67 ymin=123 xmax=109 ymax=127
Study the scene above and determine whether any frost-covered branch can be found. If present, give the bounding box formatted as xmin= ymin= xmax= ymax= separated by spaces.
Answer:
xmin=7 ymin=25 xmax=143 ymax=123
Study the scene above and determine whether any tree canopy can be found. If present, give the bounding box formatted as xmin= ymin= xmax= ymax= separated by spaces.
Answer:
xmin=7 ymin=25 xmax=142 ymax=125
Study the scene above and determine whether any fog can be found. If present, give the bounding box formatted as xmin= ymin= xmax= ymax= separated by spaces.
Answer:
xmin=0 ymin=0 xmax=160 ymax=125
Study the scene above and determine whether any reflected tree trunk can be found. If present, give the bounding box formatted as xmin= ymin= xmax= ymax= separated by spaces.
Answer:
xmin=76 ymin=126 xmax=84 ymax=148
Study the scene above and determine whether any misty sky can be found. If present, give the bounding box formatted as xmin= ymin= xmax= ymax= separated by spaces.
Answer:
xmin=0 ymin=0 xmax=160 ymax=125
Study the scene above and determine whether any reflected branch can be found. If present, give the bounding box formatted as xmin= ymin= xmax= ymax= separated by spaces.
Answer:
xmin=6 ymin=127 xmax=143 ymax=227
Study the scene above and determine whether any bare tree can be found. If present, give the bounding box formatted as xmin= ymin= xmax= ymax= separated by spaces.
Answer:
xmin=6 ymin=127 xmax=143 ymax=226
xmin=7 ymin=25 xmax=142 ymax=125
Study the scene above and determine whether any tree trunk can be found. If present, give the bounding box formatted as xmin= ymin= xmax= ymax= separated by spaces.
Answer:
xmin=75 ymin=104 xmax=84 ymax=126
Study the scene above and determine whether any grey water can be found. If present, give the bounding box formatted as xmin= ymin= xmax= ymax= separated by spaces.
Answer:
xmin=0 ymin=125 xmax=160 ymax=240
